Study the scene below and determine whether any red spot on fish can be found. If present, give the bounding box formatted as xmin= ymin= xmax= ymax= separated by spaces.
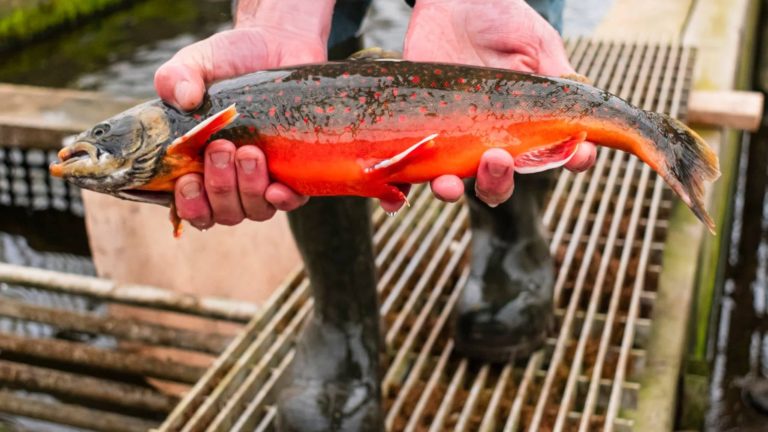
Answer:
xmin=327 ymin=106 xmax=335 ymax=113
xmin=315 ymin=106 xmax=324 ymax=114
xmin=344 ymin=125 xmax=353 ymax=132
xmin=551 ymin=97 xmax=558 ymax=103
xmin=563 ymin=86 xmax=571 ymax=93
xmin=482 ymin=95 xmax=491 ymax=102
xmin=193 ymin=114 xmax=202 ymax=121
xmin=360 ymin=118 xmax=366 ymax=125
xmin=375 ymin=116 xmax=383 ymax=123
xmin=339 ymin=91 xmax=348 ymax=97
xmin=248 ymin=126 xmax=256 ymax=133
xmin=496 ymin=102 xmax=503 ymax=108
xmin=314 ymin=126 xmax=321 ymax=133
xmin=268 ymin=107 xmax=277 ymax=117
xmin=430 ymin=81 xmax=437 ymax=88
xmin=386 ymin=76 xmax=394 ymax=81
xmin=342 ymin=72 xmax=350 ymax=78
xmin=512 ymin=90 xmax=522 ymax=96
xmin=419 ymin=106 xmax=428 ymax=113
xmin=278 ymin=90 xmax=285 ymax=96
xmin=439 ymin=100 xmax=448 ymax=107
xmin=454 ymin=94 xmax=462 ymax=101
xmin=285 ymin=111 xmax=292 ymax=117
xmin=434 ymin=68 xmax=442 ymax=75
xmin=294 ymin=96 xmax=302 ymax=103
xmin=246 ymin=95 xmax=253 ymax=103
xmin=495 ymin=73 xmax=503 ymax=79
xmin=495 ymin=85 xmax=501 ymax=91
xmin=359 ymin=96 xmax=367 ymax=104
xmin=303 ymin=117 xmax=309 ymax=124
xmin=410 ymin=92 xmax=418 ymax=99
xmin=469 ymin=104 xmax=478 ymax=114
xmin=443 ymin=81 xmax=451 ymax=88
xmin=391 ymin=88 xmax=399 ymax=97
xmin=262 ymin=95 xmax=268 ymax=100
xmin=344 ymin=107 xmax=351 ymax=113
xmin=374 ymin=91 xmax=382 ymax=99
xmin=410 ymin=76 xmax=421 ymax=84
xmin=399 ymin=115 xmax=407 ymax=122
xmin=475 ymin=84 xmax=482 ymax=91
xmin=457 ymin=77 xmax=466 ymax=84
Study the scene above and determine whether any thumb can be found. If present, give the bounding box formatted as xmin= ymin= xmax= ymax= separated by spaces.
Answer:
xmin=154 ymin=30 xmax=271 ymax=111
xmin=154 ymin=59 xmax=208 ymax=112
xmin=534 ymin=26 xmax=576 ymax=77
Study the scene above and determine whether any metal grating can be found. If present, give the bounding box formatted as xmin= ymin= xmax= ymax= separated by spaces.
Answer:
xmin=158 ymin=39 xmax=695 ymax=432
xmin=0 ymin=263 xmax=257 ymax=432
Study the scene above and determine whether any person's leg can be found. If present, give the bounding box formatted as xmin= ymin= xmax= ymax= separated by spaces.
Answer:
xmin=453 ymin=0 xmax=564 ymax=362
xmin=276 ymin=2 xmax=383 ymax=431
xmin=277 ymin=197 xmax=383 ymax=431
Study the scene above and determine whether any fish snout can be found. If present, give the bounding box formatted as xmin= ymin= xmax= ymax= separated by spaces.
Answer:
xmin=50 ymin=141 xmax=102 ymax=178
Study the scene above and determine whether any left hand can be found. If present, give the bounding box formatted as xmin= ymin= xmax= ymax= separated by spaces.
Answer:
xmin=401 ymin=0 xmax=597 ymax=208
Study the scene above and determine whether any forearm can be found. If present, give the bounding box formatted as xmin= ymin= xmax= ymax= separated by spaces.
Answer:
xmin=234 ymin=0 xmax=337 ymax=41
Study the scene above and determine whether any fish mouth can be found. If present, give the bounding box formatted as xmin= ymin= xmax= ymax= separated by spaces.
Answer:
xmin=50 ymin=141 xmax=100 ymax=177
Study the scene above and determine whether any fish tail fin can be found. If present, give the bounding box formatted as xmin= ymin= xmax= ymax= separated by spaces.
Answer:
xmin=644 ymin=112 xmax=721 ymax=233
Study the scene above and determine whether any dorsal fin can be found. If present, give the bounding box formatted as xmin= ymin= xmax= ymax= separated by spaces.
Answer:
xmin=348 ymin=47 xmax=403 ymax=61
xmin=167 ymin=104 xmax=239 ymax=157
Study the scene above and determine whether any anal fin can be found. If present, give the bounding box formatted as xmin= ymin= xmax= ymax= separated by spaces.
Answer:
xmin=514 ymin=132 xmax=587 ymax=174
xmin=167 ymin=104 xmax=239 ymax=158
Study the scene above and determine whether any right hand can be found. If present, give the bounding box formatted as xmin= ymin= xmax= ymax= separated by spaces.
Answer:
xmin=154 ymin=26 xmax=324 ymax=229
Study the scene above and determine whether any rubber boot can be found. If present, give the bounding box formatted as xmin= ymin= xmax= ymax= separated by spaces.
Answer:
xmin=276 ymin=197 xmax=384 ymax=432
xmin=454 ymin=172 xmax=556 ymax=363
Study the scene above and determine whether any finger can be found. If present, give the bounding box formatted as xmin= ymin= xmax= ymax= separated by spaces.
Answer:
xmin=204 ymin=140 xmax=245 ymax=225
xmin=154 ymin=56 xmax=207 ymax=112
xmin=174 ymin=174 xmax=213 ymax=230
xmin=430 ymin=175 xmax=465 ymax=202
xmin=235 ymin=146 xmax=277 ymax=221
xmin=534 ymin=22 xmax=576 ymax=77
xmin=265 ymin=183 xmax=309 ymax=212
xmin=564 ymin=142 xmax=597 ymax=172
xmin=379 ymin=184 xmax=411 ymax=213
xmin=475 ymin=148 xmax=515 ymax=206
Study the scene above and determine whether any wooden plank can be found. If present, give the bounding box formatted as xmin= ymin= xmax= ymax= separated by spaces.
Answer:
xmin=688 ymin=90 xmax=764 ymax=131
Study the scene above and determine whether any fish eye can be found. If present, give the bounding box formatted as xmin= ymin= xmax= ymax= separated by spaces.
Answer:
xmin=92 ymin=124 xmax=111 ymax=138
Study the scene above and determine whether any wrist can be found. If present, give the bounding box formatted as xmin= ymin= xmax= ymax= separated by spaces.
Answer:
xmin=234 ymin=0 xmax=336 ymax=41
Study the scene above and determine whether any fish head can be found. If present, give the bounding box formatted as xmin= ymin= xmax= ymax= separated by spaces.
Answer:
xmin=50 ymin=101 xmax=173 ymax=202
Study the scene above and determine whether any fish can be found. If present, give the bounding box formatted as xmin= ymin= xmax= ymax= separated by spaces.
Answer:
xmin=50 ymin=56 xmax=720 ymax=236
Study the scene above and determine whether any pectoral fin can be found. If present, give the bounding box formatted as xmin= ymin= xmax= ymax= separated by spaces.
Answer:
xmin=514 ymin=132 xmax=587 ymax=174
xmin=167 ymin=104 xmax=239 ymax=158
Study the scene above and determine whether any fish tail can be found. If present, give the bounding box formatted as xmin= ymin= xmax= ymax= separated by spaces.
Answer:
xmin=644 ymin=112 xmax=721 ymax=233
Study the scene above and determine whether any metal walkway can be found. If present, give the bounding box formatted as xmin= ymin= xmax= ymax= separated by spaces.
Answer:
xmin=159 ymin=39 xmax=695 ymax=432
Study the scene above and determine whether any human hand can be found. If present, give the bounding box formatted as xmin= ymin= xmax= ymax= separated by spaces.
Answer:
xmin=154 ymin=1 xmax=333 ymax=229
xmin=401 ymin=0 xmax=597 ymax=208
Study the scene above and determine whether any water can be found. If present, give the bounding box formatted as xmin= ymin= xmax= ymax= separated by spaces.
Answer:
xmin=705 ymin=4 xmax=768 ymax=429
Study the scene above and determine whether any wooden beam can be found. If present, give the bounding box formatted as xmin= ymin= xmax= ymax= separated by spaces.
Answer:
xmin=688 ymin=90 xmax=764 ymax=131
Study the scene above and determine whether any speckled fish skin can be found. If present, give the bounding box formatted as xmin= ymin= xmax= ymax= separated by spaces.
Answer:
xmin=52 ymin=59 xmax=721 ymax=232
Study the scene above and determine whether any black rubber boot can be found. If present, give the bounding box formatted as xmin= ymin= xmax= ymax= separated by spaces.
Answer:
xmin=277 ymin=197 xmax=384 ymax=432
xmin=454 ymin=172 xmax=556 ymax=363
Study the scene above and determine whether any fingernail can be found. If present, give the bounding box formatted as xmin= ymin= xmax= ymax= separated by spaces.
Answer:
xmin=487 ymin=160 xmax=510 ymax=178
xmin=210 ymin=152 xmax=231 ymax=168
xmin=174 ymin=81 xmax=194 ymax=108
xmin=181 ymin=181 xmax=201 ymax=199
xmin=239 ymin=158 xmax=257 ymax=173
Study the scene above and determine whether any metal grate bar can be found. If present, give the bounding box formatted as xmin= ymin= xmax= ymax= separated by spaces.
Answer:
xmin=159 ymin=39 xmax=695 ymax=432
